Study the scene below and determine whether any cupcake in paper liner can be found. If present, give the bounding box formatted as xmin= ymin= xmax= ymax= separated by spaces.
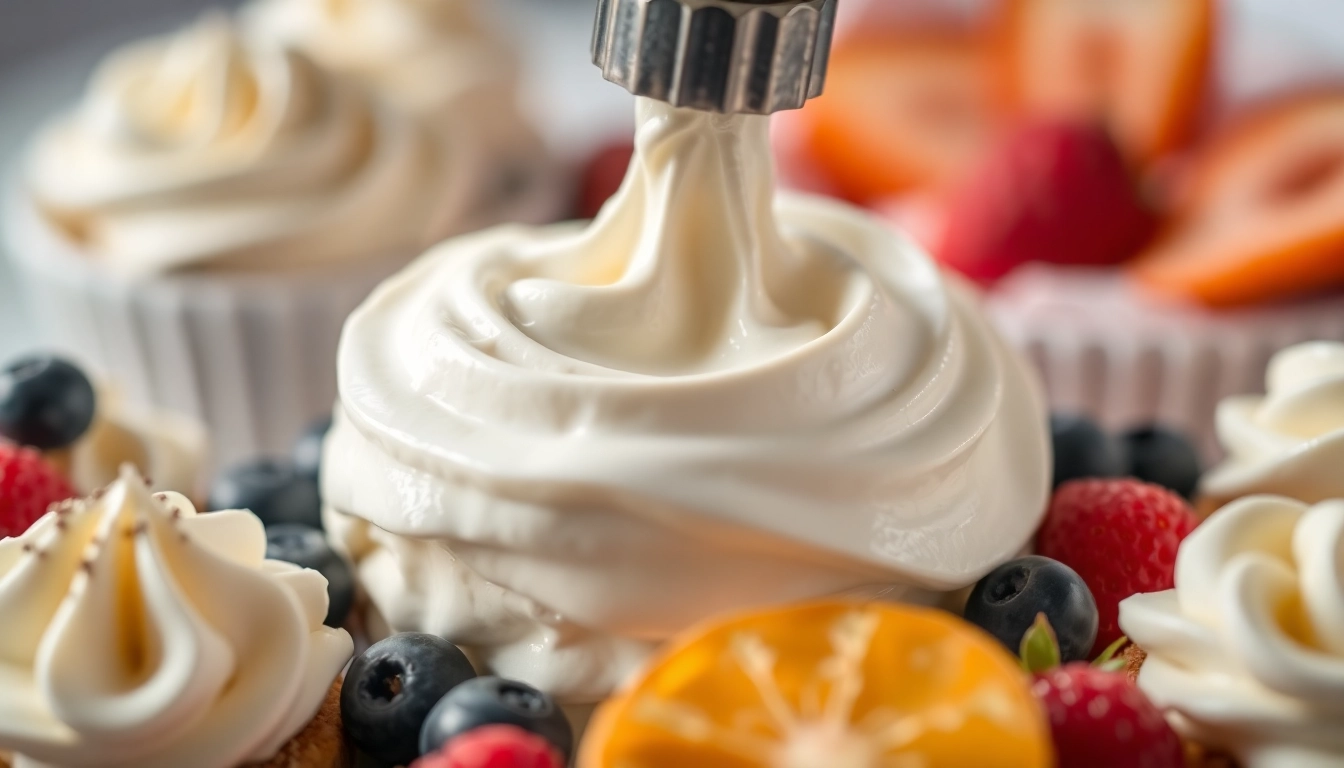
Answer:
xmin=2 ymin=13 xmax=509 ymax=466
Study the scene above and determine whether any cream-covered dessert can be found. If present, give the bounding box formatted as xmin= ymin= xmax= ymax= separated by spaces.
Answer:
xmin=58 ymin=387 xmax=208 ymax=500
xmin=0 ymin=467 xmax=352 ymax=768
xmin=1201 ymin=342 xmax=1344 ymax=506
xmin=242 ymin=0 xmax=512 ymax=117
xmin=323 ymin=96 xmax=1050 ymax=703
xmin=22 ymin=13 xmax=463 ymax=276
xmin=1120 ymin=495 xmax=1344 ymax=768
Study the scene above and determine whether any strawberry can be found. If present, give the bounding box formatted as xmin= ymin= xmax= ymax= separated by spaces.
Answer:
xmin=1033 ymin=663 xmax=1183 ymax=768
xmin=1038 ymin=479 xmax=1199 ymax=655
xmin=937 ymin=119 xmax=1158 ymax=283
xmin=576 ymin=139 xmax=634 ymax=220
xmin=0 ymin=442 xmax=77 ymax=539
xmin=412 ymin=725 xmax=565 ymax=768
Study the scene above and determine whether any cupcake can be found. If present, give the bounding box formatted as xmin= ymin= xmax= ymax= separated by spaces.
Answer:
xmin=1120 ymin=494 xmax=1344 ymax=768
xmin=778 ymin=0 xmax=1344 ymax=457
xmin=1199 ymin=341 xmax=1344 ymax=507
xmin=241 ymin=0 xmax=566 ymax=229
xmin=3 ymin=14 xmax=477 ymax=467
xmin=0 ymin=466 xmax=354 ymax=768
xmin=322 ymin=0 xmax=1049 ymax=706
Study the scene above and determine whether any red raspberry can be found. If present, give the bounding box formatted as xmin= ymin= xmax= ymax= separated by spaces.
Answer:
xmin=577 ymin=139 xmax=635 ymax=220
xmin=1033 ymin=663 xmax=1183 ymax=768
xmin=1038 ymin=479 xmax=1198 ymax=655
xmin=412 ymin=725 xmax=564 ymax=768
xmin=937 ymin=119 xmax=1158 ymax=283
xmin=0 ymin=443 xmax=76 ymax=539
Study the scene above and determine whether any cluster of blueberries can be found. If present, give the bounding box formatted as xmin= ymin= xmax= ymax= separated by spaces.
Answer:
xmin=963 ymin=413 xmax=1202 ymax=664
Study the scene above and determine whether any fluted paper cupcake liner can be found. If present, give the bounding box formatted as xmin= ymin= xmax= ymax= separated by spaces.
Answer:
xmin=3 ymin=194 xmax=415 ymax=470
xmin=986 ymin=265 xmax=1344 ymax=461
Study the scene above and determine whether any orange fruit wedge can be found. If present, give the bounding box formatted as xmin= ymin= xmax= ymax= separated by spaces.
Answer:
xmin=800 ymin=36 xmax=997 ymax=203
xmin=994 ymin=0 xmax=1214 ymax=165
xmin=580 ymin=601 xmax=1053 ymax=768
xmin=1132 ymin=92 xmax=1344 ymax=307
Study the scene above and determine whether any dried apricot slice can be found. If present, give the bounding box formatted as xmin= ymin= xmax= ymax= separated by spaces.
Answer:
xmin=995 ymin=0 xmax=1214 ymax=164
xmin=579 ymin=601 xmax=1052 ymax=768
xmin=1132 ymin=92 xmax=1344 ymax=306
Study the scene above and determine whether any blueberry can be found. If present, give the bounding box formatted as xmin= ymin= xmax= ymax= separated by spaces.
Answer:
xmin=0 ymin=356 xmax=96 ymax=450
xmin=292 ymin=416 xmax=332 ymax=483
xmin=208 ymin=458 xmax=322 ymax=529
xmin=965 ymin=555 xmax=1098 ymax=663
xmin=264 ymin=525 xmax=353 ymax=627
xmin=420 ymin=677 xmax=572 ymax=761
xmin=342 ymin=633 xmax=478 ymax=767
xmin=1050 ymin=413 xmax=1125 ymax=488
xmin=1121 ymin=425 xmax=1202 ymax=500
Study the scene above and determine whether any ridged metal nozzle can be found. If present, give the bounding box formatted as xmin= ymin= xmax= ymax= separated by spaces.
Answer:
xmin=591 ymin=0 xmax=838 ymax=115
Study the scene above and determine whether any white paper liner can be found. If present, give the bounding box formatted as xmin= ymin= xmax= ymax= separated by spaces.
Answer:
xmin=3 ymin=194 xmax=408 ymax=470
xmin=986 ymin=264 xmax=1344 ymax=460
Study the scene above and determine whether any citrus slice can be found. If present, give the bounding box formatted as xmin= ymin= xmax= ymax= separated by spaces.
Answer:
xmin=1132 ymin=92 xmax=1344 ymax=306
xmin=800 ymin=36 xmax=996 ymax=203
xmin=580 ymin=601 xmax=1052 ymax=768
xmin=995 ymin=0 xmax=1214 ymax=165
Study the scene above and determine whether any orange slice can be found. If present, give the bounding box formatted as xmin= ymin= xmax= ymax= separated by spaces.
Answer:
xmin=579 ymin=601 xmax=1052 ymax=768
xmin=1132 ymin=91 xmax=1344 ymax=307
xmin=995 ymin=0 xmax=1214 ymax=165
xmin=801 ymin=36 xmax=997 ymax=203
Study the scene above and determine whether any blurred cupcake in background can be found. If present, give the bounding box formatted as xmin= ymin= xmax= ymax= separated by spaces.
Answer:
xmin=242 ymin=0 xmax=566 ymax=229
xmin=777 ymin=0 xmax=1344 ymax=457
xmin=3 ymin=13 xmax=477 ymax=467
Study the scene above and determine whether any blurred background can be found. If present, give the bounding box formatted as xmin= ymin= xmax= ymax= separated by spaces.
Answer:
xmin=0 ymin=0 xmax=630 ymax=362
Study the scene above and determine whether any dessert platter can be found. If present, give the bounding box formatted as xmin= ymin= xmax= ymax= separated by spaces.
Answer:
xmin=1 ymin=0 xmax=1343 ymax=767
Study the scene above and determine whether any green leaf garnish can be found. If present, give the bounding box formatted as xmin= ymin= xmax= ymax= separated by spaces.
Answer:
xmin=1019 ymin=613 xmax=1061 ymax=674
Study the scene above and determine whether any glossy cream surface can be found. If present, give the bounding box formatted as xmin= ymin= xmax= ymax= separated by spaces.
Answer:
xmin=324 ymin=98 xmax=1049 ymax=702
xmin=1121 ymin=495 xmax=1344 ymax=768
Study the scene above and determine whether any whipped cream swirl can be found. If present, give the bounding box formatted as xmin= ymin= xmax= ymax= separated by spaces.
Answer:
xmin=0 ymin=467 xmax=352 ymax=768
xmin=242 ymin=0 xmax=513 ymax=116
xmin=324 ymin=98 xmax=1048 ymax=702
xmin=24 ymin=14 xmax=459 ymax=276
xmin=1120 ymin=495 xmax=1344 ymax=768
xmin=1203 ymin=342 xmax=1344 ymax=505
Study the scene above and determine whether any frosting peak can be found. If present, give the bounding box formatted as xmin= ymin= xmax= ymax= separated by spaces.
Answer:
xmin=0 ymin=467 xmax=351 ymax=768
xmin=1202 ymin=342 xmax=1344 ymax=505
xmin=1120 ymin=495 xmax=1344 ymax=767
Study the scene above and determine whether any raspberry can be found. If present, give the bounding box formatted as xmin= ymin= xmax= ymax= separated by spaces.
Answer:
xmin=412 ymin=725 xmax=565 ymax=768
xmin=1038 ymin=479 xmax=1199 ymax=655
xmin=937 ymin=119 xmax=1157 ymax=283
xmin=0 ymin=443 xmax=77 ymax=539
xmin=1033 ymin=663 xmax=1183 ymax=768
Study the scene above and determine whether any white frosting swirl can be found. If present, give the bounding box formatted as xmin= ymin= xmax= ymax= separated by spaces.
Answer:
xmin=0 ymin=467 xmax=352 ymax=768
xmin=323 ymin=98 xmax=1048 ymax=703
xmin=1203 ymin=342 xmax=1344 ymax=505
xmin=1120 ymin=495 xmax=1344 ymax=768
xmin=242 ymin=0 xmax=513 ymax=116
xmin=24 ymin=14 xmax=462 ymax=276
